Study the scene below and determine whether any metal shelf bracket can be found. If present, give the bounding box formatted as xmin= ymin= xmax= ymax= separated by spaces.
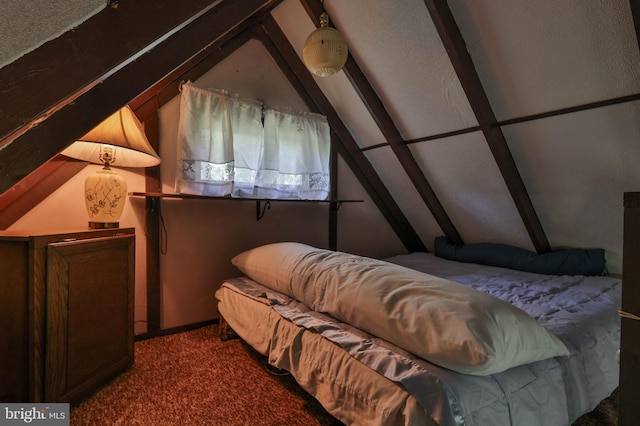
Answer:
xmin=256 ymin=200 xmax=272 ymax=221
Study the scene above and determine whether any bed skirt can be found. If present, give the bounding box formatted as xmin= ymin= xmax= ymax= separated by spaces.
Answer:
xmin=216 ymin=278 xmax=436 ymax=426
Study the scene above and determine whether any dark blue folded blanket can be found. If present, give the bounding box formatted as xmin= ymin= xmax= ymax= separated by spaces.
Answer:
xmin=433 ymin=236 xmax=607 ymax=276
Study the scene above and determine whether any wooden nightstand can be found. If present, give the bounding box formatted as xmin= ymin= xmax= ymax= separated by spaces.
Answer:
xmin=0 ymin=228 xmax=135 ymax=403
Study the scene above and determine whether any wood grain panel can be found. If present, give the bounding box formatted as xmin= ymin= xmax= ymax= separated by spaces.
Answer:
xmin=45 ymin=234 xmax=135 ymax=403
xmin=0 ymin=241 xmax=30 ymax=401
xmin=621 ymin=191 xmax=640 ymax=425
xmin=31 ymin=247 xmax=46 ymax=403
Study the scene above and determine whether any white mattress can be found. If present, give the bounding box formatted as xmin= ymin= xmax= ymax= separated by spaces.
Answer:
xmin=215 ymin=252 xmax=621 ymax=426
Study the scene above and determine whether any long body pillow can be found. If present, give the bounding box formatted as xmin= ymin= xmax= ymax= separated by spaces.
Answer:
xmin=231 ymin=242 xmax=569 ymax=375
xmin=434 ymin=236 xmax=607 ymax=276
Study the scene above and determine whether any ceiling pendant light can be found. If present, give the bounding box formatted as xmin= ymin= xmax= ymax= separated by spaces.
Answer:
xmin=303 ymin=12 xmax=348 ymax=77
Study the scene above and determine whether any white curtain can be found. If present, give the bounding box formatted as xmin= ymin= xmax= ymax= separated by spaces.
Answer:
xmin=175 ymin=83 xmax=234 ymax=196
xmin=257 ymin=107 xmax=330 ymax=200
xmin=229 ymin=96 xmax=264 ymax=198
xmin=176 ymin=82 xmax=330 ymax=200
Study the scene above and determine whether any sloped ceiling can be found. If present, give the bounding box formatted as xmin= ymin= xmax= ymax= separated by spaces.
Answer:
xmin=273 ymin=0 xmax=640 ymax=272
xmin=282 ymin=0 xmax=640 ymax=273
xmin=1 ymin=0 xmax=639 ymax=273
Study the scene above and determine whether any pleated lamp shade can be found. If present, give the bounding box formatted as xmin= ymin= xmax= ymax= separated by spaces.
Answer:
xmin=61 ymin=105 xmax=161 ymax=229
xmin=303 ymin=12 xmax=348 ymax=77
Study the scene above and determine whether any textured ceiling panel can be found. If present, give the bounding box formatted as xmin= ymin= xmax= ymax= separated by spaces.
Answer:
xmin=364 ymin=146 xmax=441 ymax=251
xmin=450 ymin=0 xmax=640 ymax=120
xmin=336 ymin=156 xmax=409 ymax=258
xmin=409 ymin=133 xmax=533 ymax=250
xmin=505 ymin=101 xmax=640 ymax=272
xmin=325 ymin=0 xmax=478 ymax=140
xmin=0 ymin=0 xmax=103 ymax=68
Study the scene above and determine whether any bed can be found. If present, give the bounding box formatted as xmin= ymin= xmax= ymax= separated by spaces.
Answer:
xmin=215 ymin=241 xmax=621 ymax=426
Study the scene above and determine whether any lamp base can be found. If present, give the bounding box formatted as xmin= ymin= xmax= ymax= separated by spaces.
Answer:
xmin=84 ymin=168 xmax=127 ymax=228
xmin=89 ymin=221 xmax=120 ymax=229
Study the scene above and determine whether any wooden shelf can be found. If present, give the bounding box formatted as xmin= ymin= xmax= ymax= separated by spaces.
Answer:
xmin=128 ymin=192 xmax=364 ymax=220
xmin=129 ymin=192 xmax=362 ymax=203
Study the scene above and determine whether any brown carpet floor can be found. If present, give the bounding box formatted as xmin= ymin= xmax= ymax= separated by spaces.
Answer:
xmin=71 ymin=324 xmax=617 ymax=425
xmin=71 ymin=325 xmax=340 ymax=425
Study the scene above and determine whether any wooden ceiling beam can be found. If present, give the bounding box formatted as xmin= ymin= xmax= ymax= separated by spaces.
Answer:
xmin=0 ymin=0 xmax=279 ymax=195
xmin=0 ymin=0 xmax=216 ymax=150
xmin=630 ymin=0 xmax=640 ymax=51
xmin=256 ymin=15 xmax=427 ymax=252
xmin=423 ymin=0 xmax=551 ymax=253
xmin=300 ymin=0 xmax=463 ymax=246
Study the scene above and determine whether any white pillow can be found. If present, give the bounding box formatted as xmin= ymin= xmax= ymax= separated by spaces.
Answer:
xmin=232 ymin=242 xmax=569 ymax=375
xmin=231 ymin=242 xmax=317 ymax=295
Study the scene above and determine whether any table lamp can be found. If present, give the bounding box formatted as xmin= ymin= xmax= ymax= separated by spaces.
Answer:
xmin=61 ymin=105 xmax=161 ymax=228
